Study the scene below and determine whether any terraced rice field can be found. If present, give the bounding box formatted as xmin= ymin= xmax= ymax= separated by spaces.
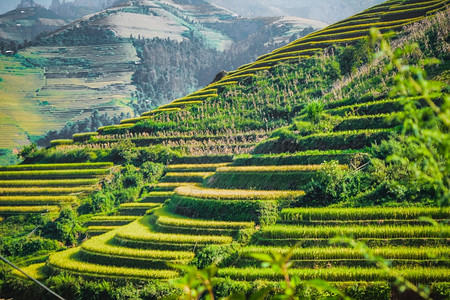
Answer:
xmin=0 ymin=162 xmax=112 ymax=215
xmin=32 ymin=154 xmax=447 ymax=295
xmin=1 ymin=43 xmax=137 ymax=152
xmin=25 ymin=1 xmax=450 ymax=294
xmin=89 ymin=0 xmax=448 ymax=131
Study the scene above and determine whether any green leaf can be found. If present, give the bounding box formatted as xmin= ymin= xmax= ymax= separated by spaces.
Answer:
xmin=249 ymin=287 xmax=272 ymax=300
xmin=305 ymin=279 xmax=352 ymax=300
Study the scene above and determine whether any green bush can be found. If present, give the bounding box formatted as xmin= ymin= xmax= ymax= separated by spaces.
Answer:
xmin=115 ymin=187 xmax=141 ymax=204
xmin=299 ymin=160 xmax=368 ymax=207
xmin=306 ymin=100 xmax=325 ymax=123
xmin=192 ymin=244 xmax=239 ymax=269
xmin=80 ymin=191 xmax=115 ymax=214
xmin=46 ymin=273 xmax=82 ymax=300
xmin=337 ymin=38 xmax=370 ymax=76
xmin=41 ymin=208 xmax=83 ymax=246
xmin=0 ymin=236 xmax=61 ymax=257
xmin=141 ymin=162 xmax=164 ymax=183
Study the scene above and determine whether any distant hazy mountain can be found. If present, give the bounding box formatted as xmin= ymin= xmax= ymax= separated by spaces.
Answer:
xmin=2 ymin=0 xmax=385 ymax=23
xmin=209 ymin=0 xmax=385 ymax=23
xmin=49 ymin=0 xmax=124 ymax=20
xmin=0 ymin=1 xmax=67 ymax=42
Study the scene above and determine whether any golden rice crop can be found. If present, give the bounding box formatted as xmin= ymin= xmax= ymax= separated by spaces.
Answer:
xmin=175 ymin=185 xmax=305 ymax=200
xmin=116 ymin=216 xmax=232 ymax=244
xmin=258 ymin=48 xmax=322 ymax=62
xmin=81 ymin=231 xmax=194 ymax=260
xmin=241 ymin=246 xmax=450 ymax=260
xmin=0 ymin=169 xmax=109 ymax=180
xmin=90 ymin=216 xmax=138 ymax=222
xmin=141 ymin=108 xmax=181 ymax=117
xmin=0 ymin=196 xmax=78 ymax=205
xmin=0 ymin=179 xmax=99 ymax=187
xmin=260 ymin=224 xmax=449 ymax=239
xmin=48 ymin=248 xmax=179 ymax=279
xmin=207 ymin=81 xmax=238 ymax=88
xmin=159 ymin=101 xmax=203 ymax=110
xmin=163 ymin=172 xmax=214 ymax=178
xmin=14 ymin=263 xmax=48 ymax=280
xmin=217 ymin=267 xmax=450 ymax=282
xmin=0 ymin=206 xmax=59 ymax=213
xmin=87 ymin=226 xmax=119 ymax=231
xmin=144 ymin=192 xmax=174 ymax=197
xmin=119 ymin=203 xmax=161 ymax=209
xmin=307 ymin=17 xmax=422 ymax=39
xmin=50 ymin=139 xmax=73 ymax=146
xmin=0 ymin=186 xmax=95 ymax=196
xmin=120 ymin=116 xmax=151 ymax=124
xmin=166 ymin=163 xmax=231 ymax=171
xmin=173 ymin=93 xmax=218 ymax=103
xmin=97 ymin=124 xmax=134 ymax=132
xmin=155 ymin=182 xmax=200 ymax=190
xmin=0 ymin=162 xmax=112 ymax=171
xmin=215 ymin=165 xmax=347 ymax=173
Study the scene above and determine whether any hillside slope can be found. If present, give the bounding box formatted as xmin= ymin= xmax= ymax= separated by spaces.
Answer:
xmin=97 ymin=0 xmax=449 ymax=140
xmin=0 ymin=0 xmax=326 ymax=163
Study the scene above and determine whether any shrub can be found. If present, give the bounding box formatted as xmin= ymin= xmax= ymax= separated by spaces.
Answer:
xmin=0 ymin=236 xmax=61 ymax=257
xmin=192 ymin=244 xmax=239 ymax=269
xmin=86 ymin=191 xmax=115 ymax=213
xmin=41 ymin=208 xmax=83 ymax=246
xmin=299 ymin=160 xmax=367 ymax=206
xmin=140 ymin=162 xmax=164 ymax=183
xmin=306 ymin=101 xmax=325 ymax=123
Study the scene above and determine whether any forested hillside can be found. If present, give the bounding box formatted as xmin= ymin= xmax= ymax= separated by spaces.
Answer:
xmin=0 ymin=0 xmax=449 ymax=299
